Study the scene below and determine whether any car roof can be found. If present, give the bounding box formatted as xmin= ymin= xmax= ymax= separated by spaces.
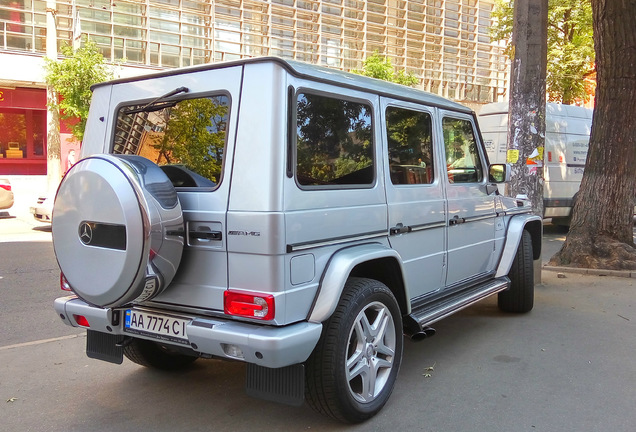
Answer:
xmin=93 ymin=57 xmax=473 ymax=115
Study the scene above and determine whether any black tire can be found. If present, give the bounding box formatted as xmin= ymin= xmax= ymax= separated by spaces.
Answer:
xmin=305 ymin=278 xmax=403 ymax=423
xmin=499 ymin=229 xmax=534 ymax=313
xmin=123 ymin=338 xmax=198 ymax=371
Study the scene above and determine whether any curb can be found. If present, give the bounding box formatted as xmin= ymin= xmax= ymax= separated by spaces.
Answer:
xmin=543 ymin=264 xmax=636 ymax=279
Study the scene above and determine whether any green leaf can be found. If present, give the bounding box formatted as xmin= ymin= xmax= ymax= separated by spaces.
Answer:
xmin=352 ymin=53 xmax=419 ymax=87
xmin=490 ymin=0 xmax=594 ymax=104
xmin=44 ymin=40 xmax=116 ymax=142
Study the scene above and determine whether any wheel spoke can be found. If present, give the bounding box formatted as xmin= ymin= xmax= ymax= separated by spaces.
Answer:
xmin=359 ymin=311 xmax=374 ymax=340
xmin=346 ymin=347 xmax=366 ymax=378
xmin=365 ymin=306 xmax=387 ymax=340
xmin=362 ymin=363 xmax=377 ymax=401
xmin=374 ymin=355 xmax=393 ymax=370
xmin=374 ymin=312 xmax=395 ymax=358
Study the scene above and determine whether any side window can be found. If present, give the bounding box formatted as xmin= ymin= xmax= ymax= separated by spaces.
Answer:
xmin=443 ymin=117 xmax=484 ymax=183
xmin=113 ymin=95 xmax=230 ymax=188
xmin=296 ymin=92 xmax=374 ymax=187
xmin=386 ymin=106 xmax=434 ymax=185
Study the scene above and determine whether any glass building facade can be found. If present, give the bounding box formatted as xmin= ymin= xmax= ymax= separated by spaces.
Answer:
xmin=0 ymin=0 xmax=508 ymax=103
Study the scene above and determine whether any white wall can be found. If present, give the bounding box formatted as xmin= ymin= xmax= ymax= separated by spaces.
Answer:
xmin=0 ymin=51 xmax=163 ymax=88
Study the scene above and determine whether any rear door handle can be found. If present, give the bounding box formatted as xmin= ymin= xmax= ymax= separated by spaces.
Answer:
xmin=449 ymin=215 xmax=465 ymax=226
xmin=189 ymin=230 xmax=222 ymax=240
xmin=390 ymin=224 xmax=412 ymax=235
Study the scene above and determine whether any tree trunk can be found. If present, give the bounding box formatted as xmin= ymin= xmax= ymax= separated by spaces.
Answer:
xmin=506 ymin=0 xmax=548 ymax=216
xmin=549 ymin=0 xmax=636 ymax=269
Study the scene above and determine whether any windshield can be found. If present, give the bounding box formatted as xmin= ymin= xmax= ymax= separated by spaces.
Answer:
xmin=113 ymin=95 xmax=230 ymax=187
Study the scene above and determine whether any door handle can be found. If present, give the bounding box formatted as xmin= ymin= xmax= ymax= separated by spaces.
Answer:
xmin=189 ymin=230 xmax=222 ymax=240
xmin=449 ymin=215 xmax=465 ymax=226
xmin=390 ymin=224 xmax=412 ymax=235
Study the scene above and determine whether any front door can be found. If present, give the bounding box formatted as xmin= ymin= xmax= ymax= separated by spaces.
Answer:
xmin=441 ymin=113 xmax=497 ymax=287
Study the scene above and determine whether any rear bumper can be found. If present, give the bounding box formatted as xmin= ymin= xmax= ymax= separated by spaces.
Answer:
xmin=543 ymin=198 xmax=573 ymax=218
xmin=54 ymin=296 xmax=322 ymax=368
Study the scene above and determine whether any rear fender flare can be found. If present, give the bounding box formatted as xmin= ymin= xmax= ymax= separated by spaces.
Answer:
xmin=308 ymin=243 xmax=406 ymax=323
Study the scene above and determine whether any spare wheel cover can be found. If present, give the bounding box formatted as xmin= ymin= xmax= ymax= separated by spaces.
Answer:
xmin=52 ymin=155 xmax=184 ymax=308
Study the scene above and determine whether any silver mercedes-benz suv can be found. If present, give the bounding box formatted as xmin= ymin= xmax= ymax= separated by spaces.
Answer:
xmin=52 ymin=57 xmax=541 ymax=423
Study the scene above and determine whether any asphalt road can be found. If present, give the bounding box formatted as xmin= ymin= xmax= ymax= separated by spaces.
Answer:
xmin=1 ymin=220 xmax=635 ymax=431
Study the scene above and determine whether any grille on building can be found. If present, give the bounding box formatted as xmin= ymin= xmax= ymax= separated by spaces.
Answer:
xmin=0 ymin=0 xmax=507 ymax=104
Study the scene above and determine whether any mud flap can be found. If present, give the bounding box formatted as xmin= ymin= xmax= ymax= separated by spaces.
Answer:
xmin=246 ymin=363 xmax=305 ymax=406
xmin=86 ymin=330 xmax=124 ymax=364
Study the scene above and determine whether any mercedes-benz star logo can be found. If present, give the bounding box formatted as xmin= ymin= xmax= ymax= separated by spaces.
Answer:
xmin=79 ymin=222 xmax=93 ymax=245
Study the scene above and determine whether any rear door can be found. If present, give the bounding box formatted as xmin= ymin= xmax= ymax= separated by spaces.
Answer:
xmin=441 ymin=112 xmax=497 ymax=287
xmin=108 ymin=66 xmax=243 ymax=311
xmin=382 ymin=98 xmax=446 ymax=299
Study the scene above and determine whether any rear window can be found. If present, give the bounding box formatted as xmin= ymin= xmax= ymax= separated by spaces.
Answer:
xmin=113 ymin=95 xmax=230 ymax=187
xmin=295 ymin=92 xmax=374 ymax=187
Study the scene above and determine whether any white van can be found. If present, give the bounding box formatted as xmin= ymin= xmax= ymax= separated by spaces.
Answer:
xmin=479 ymin=102 xmax=592 ymax=226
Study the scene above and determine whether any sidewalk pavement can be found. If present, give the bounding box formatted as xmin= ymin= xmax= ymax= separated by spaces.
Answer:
xmin=0 ymin=209 xmax=51 ymax=243
xmin=0 ymin=175 xmax=51 ymax=243
xmin=541 ymin=223 xmax=636 ymax=279
xmin=544 ymin=264 xmax=636 ymax=279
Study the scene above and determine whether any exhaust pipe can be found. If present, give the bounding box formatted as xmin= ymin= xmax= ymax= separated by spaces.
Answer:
xmin=407 ymin=326 xmax=436 ymax=341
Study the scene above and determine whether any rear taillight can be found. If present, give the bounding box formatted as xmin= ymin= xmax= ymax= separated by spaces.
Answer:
xmin=224 ymin=291 xmax=275 ymax=321
xmin=60 ymin=272 xmax=73 ymax=291
xmin=0 ymin=184 xmax=11 ymax=192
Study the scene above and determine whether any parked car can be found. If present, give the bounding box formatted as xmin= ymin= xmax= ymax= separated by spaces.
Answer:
xmin=29 ymin=194 xmax=54 ymax=223
xmin=51 ymin=57 xmax=541 ymax=423
xmin=0 ymin=178 xmax=14 ymax=210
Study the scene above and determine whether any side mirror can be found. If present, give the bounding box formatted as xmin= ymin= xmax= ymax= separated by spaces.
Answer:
xmin=489 ymin=164 xmax=511 ymax=183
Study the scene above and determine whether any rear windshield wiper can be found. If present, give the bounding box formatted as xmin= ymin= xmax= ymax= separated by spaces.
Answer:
xmin=124 ymin=86 xmax=190 ymax=114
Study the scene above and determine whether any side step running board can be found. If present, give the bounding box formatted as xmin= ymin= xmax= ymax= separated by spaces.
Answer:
xmin=404 ymin=277 xmax=510 ymax=338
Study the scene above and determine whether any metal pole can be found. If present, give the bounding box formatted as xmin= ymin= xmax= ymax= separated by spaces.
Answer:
xmin=46 ymin=0 xmax=61 ymax=194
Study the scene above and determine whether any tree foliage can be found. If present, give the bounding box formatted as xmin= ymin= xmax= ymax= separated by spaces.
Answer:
xmin=491 ymin=0 xmax=594 ymax=104
xmin=352 ymin=53 xmax=419 ymax=87
xmin=44 ymin=40 xmax=114 ymax=142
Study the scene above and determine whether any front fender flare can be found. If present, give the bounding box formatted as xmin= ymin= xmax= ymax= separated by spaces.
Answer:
xmin=495 ymin=214 xmax=542 ymax=278
xmin=308 ymin=243 xmax=405 ymax=323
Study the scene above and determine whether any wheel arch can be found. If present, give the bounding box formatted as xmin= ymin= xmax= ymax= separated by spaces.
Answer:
xmin=495 ymin=214 xmax=542 ymax=278
xmin=308 ymin=243 xmax=408 ymax=323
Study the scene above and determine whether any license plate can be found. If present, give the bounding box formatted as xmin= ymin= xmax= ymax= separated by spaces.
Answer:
xmin=124 ymin=309 xmax=190 ymax=345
